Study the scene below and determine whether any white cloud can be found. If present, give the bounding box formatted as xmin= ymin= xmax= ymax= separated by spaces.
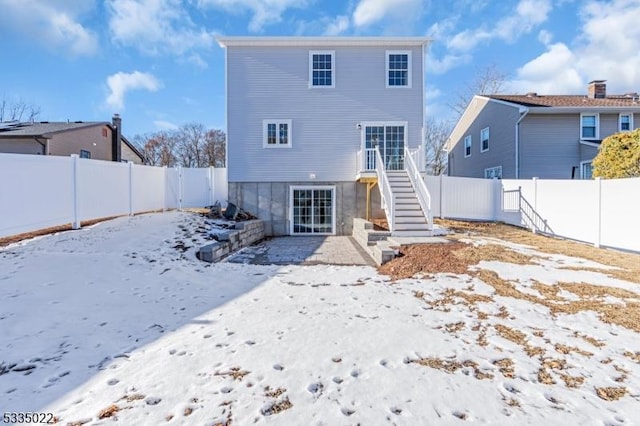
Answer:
xmin=428 ymin=53 xmax=472 ymax=75
xmin=154 ymin=120 xmax=179 ymax=130
xmin=447 ymin=0 xmax=552 ymax=52
xmin=510 ymin=0 xmax=640 ymax=95
xmin=107 ymin=0 xmax=217 ymax=57
xmin=198 ymin=0 xmax=309 ymax=32
xmin=106 ymin=71 xmax=162 ymax=111
xmin=323 ymin=15 xmax=350 ymax=36
xmin=0 ymin=0 xmax=98 ymax=55
xmin=352 ymin=0 xmax=422 ymax=28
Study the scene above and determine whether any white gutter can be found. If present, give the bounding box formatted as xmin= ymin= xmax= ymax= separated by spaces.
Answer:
xmin=515 ymin=108 xmax=529 ymax=179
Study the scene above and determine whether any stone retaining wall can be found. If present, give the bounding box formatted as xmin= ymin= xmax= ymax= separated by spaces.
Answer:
xmin=197 ymin=220 xmax=264 ymax=263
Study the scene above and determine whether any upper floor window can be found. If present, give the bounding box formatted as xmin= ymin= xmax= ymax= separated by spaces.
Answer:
xmin=580 ymin=113 xmax=599 ymax=139
xmin=619 ymin=113 xmax=633 ymax=131
xmin=309 ymin=51 xmax=334 ymax=88
xmin=480 ymin=127 xmax=490 ymax=152
xmin=464 ymin=135 xmax=472 ymax=157
xmin=386 ymin=51 xmax=411 ymax=88
xmin=80 ymin=150 xmax=91 ymax=159
xmin=263 ymin=119 xmax=292 ymax=148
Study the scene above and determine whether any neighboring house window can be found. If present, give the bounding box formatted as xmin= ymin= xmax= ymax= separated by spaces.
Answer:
xmin=464 ymin=135 xmax=472 ymax=157
xmin=102 ymin=128 xmax=108 ymax=138
xmin=581 ymin=161 xmax=593 ymax=179
xmin=386 ymin=51 xmax=411 ymax=88
xmin=80 ymin=150 xmax=91 ymax=159
xmin=263 ymin=120 xmax=292 ymax=148
xmin=309 ymin=51 xmax=334 ymax=88
xmin=619 ymin=113 xmax=633 ymax=131
xmin=485 ymin=166 xmax=502 ymax=179
xmin=480 ymin=127 xmax=490 ymax=152
xmin=580 ymin=113 xmax=599 ymax=139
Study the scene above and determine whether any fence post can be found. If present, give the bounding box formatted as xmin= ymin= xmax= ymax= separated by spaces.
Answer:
xmin=531 ymin=177 xmax=538 ymax=234
xmin=128 ymin=162 xmax=134 ymax=216
xmin=493 ymin=178 xmax=500 ymax=221
xmin=178 ymin=165 xmax=183 ymax=211
xmin=595 ymin=177 xmax=602 ymax=248
xmin=209 ymin=166 xmax=214 ymax=207
xmin=163 ymin=166 xmax=167 ymax=212
xmin=71 ymin=154 xmax=81 ymax=229
xmin=439 ymin=173 xmax=444 ymax=219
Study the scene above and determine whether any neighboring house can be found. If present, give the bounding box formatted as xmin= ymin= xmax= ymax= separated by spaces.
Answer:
xmin=0 ymin=114 xmax=145 ymax=164
xmin=217 ymin=36 xmax=433 ymax=236
xmin=447 ymin=80 xmax=640 ymax=179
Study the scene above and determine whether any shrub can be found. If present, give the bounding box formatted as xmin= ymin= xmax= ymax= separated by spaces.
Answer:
xmin=592 ymin=129 xmax=640 ymax=178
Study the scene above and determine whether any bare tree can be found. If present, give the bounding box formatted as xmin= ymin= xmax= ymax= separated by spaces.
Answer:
xmin=450 ymin=64 xmax=509 ymax=118
xmin=135 ymin=124 xmax=226 ymax=168
xmin=204 ymin=129 xmax=226 ymax=167
xmin=137 ymin=131 xmax=178 ymax=167
xmin=0 ymin=96 xmax=41 ymax=122
xmin=424 ymin=118 xmax=452 ymax=175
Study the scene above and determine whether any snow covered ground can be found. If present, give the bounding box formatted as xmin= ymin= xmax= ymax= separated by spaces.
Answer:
xmin=1 ymin=211 xmax=638 ymax=425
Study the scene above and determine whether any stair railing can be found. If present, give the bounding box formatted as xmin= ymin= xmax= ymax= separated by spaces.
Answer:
xmin=405 ymin=147 xmax=433 ymax=230
xmin=375 ymin=150 xmax=395 ymax=232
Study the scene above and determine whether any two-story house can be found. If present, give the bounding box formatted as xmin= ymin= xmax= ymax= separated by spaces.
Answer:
xmin=0 ymin=114 xmax=145 ymax=163
xmin=447 ymin=80 xmax=640 ymax=179
xmin=217 ymin=37 xmax=433 ymax=236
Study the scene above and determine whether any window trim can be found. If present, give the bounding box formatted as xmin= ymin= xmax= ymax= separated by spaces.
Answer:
xmin=263 ymin=119 xmax=292 ymax=148
xmin=484 ymin=165 xmax=502 ymax=179
xmin=386 ymin=50 xmax=412 ymax=88
xmin=289 ymin=185 xmax=336 ymax=236
xmin=580 ymin=160 xmax=593 ymax=179
xmin=580 ymin=113 xmax=599 ymax=140
xmin=464 ymin=135 xmax=472 ymax=158
xmin=619 ymin=113 xmax=633 ymax=132
xmin=79 ymin=149 xmax=91 ymax=159
xmin=480 ymin=127 xmax=490 ymax=153
xmin=309 ymin=50 xmax=335 ymax=88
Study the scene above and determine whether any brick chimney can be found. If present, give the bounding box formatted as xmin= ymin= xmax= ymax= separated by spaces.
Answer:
xmin=111 ymin=113 xmax=122 ymax=162
xmin=588 ymin=80 xmax=607 ymax=99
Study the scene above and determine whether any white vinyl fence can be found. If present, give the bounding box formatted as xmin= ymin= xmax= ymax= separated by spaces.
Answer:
xmin=0 ymin=153 xmax=227 ymax=238
xmin=425 ymin=174 xmax=640 ymax=253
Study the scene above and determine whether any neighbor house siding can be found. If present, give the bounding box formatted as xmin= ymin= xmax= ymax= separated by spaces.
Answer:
xmin=599 ymin=113 xmax=619 ymax=138
xmin=48 ymin=125 xmax=113 ymax=160
xmin=121 ymin=143 xmax=144 ymax=164
xmin=519 ymin=114 xmax=580 ymax=179
xmin=447 ymin=97 xmax=520 ymax=178
xmin=226 ymin=45 xmax=424 ymax=182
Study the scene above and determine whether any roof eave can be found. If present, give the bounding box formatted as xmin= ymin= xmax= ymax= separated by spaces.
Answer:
xmin=217 ymin=36 xmax=432 ymax=48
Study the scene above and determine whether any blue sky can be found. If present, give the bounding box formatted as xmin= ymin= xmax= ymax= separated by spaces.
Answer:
xmin=1 ymin=0 xmax=639 ymax=138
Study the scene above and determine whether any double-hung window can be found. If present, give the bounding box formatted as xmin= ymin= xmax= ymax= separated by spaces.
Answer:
xmin=464 ymin=135 xmax=472 ymax=157
xmin=580 ymin=113 xmax=599 ymax=139
xmin=480 ymin=127 xmax=490 ymax=152
xmin=484 ymin=166 xmax=502 ymax=179
xmin=309 ymin=51 xmax=334 ymax=88
xmin=619 ymin=113 xmax=633 ymax=131
xmin=386 ymin=51 xmax=411 ymax=88
xmin=80 ymin=149 xmax=91 ymax=159
xmin=263 ymin=120 xmax=292 ymax=148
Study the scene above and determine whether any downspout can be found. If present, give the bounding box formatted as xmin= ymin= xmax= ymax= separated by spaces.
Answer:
xmin=515 ymin=108 xmax=529 ymax=179
xmin=35 ymin=136 xmax=50 ymax=155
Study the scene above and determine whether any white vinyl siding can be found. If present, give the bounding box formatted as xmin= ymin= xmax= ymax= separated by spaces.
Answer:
xmin=480 ymin=127 xmax=489 ymax=152
xmin=309 ymin=51 xmax=335 ymax=88
xmin=464 ymin=135 xmax=472 ymax=157
xmin=263 ymin=120 xmax=292 ymax=148
xmin=386 ymin=50 xmax=411 ymax=88
xmin=580 ymin=113 xmax=599 ymax=140
xmin=619 ymin=113 xmax=633 ymax=131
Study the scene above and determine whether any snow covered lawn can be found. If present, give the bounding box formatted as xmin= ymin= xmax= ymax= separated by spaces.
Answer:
xmin=1 ymin=211 xmax=639 ymax=425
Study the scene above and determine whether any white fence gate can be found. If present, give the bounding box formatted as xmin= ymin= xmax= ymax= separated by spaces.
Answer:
xmin=0 ymin=153 xmax=227 ymax=238
xmin=424 ymin=174 xmax=640 ymax=253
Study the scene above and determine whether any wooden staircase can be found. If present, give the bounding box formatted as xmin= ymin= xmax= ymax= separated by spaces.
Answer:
xmin=387 ymin=170 xmax=433 ymax=237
